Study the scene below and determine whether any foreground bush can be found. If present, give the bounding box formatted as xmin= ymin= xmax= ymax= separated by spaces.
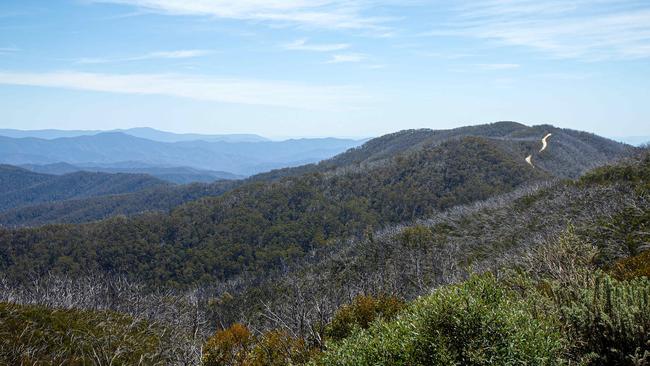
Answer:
xmin=555 ymin=274 xmax=650 ymax=365
xmin=317 ymin=274 xmax=566 ymax=366
xmin=203 ymin=323 xmax=254 ymax=366
xmin=203 ymin=325 xmax=314 ymax=366
xmin=245 ymin=330 xmax=314 ymax=366
xmin=0 ymin=302 xmax=172 ymax=365
xmin=611 ymin=250 xmax=650 ymax=280
xmin=324 ymin=294 xmax=405 ymax=342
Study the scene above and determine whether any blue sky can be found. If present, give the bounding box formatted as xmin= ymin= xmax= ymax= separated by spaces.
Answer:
xmin=0 ymin=0 xmax=649 ymax=138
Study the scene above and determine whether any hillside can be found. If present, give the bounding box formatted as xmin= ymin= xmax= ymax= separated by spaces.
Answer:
xmin=0 ymin=180 xmax=237 ymax=227
xmin=0 ymin=120 xmax=633 ymax=289
xmin=193 ymin=152 xmax=649 ymax=365
xmin=0 ymin=133 xmax=552 ymax=286
xmin=1 ymin=150 xmax=647 ymax=365
xmin=252 ymin=122 xmax=632 ymax=181
xmin=21 ymin=162 xmax=243 ymax=184
xmin=0 ymin=122 xmax=631 ymax=229
xmin=0 ymin=165 xmax=168 ymax=211
xmin=0 ymin=126 xmax=644 ymax=364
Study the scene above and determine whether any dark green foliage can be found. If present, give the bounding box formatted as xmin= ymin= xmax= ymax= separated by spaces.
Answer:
xmin=0 ymin=165 xmax=168 ymax=211
xmin=253 ymin=122 xmax=634 ymax=183
xmin=577 ymin=153 xmax=650 ymax=262
xmin=554 ymin=274 xmax=650 ymax=365
xmin=318 ymin=274 xmax=567 ymax=366
xmin=0 ymin=180 xmax=236 ymax=227
xmin=0 ymin=302 xmax=173 ymax=365
xmin=0 ymin=164 xmax=52 ymax=191
xmin=579 ymin=153 xmax=650 ymax=187
xmin=0 ymin=137 xmax=545 ymax=287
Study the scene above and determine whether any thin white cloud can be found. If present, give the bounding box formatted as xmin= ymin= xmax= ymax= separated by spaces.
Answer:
xmin=477 ymin=63 xmax=520 ymax=70
xmin=326 ymin=53 xmax=367 ymax=63
xmin=427 ymin=0 xmax=650 ymax=61
xmin=0 ymin=47 xmax=19 ymax=55
xmin=0 ymin=71 xmax=370 ymax=110
xmin=93 ymin=0 xmax=391 ymax=30
xmin=76 ymin=49 xmax=212 ymax=64
xmin=283 ymin=39 xmax=350 ymax=52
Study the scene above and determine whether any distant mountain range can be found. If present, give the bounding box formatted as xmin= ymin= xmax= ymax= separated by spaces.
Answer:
xmin=0 ymin=129 xmax=365 ymax=177
xmin=0 ymin=121 xmax=636 ymax=228
xmin=0 ymin=127 xmax=269 ymax=143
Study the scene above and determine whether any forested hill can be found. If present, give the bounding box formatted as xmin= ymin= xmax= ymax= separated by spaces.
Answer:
xmin=0 ymin=180 xmax=237 ymax=228
xmin=0 ymin=165 xmax=168 ymax=211
xmin=0 ymin=122 xmax=632 ymax=228
xmin=2 ymin=150 xmax=648 ymax=365
xmin=0 ymin=122 xmax=631 ymax=287
xmin=251 ymin=122 xmax=632 ymax=181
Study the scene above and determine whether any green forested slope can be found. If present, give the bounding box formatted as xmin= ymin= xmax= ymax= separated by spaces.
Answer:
xmin=0 ymin=165 xmax=168 ymax=211
xmin=0 ymin=180 xmax=237 ymax=227
xmin=0 ymin=143 xmax=646 ymax=366
xmin=0 ymin=137 xmax=546 ymax=287
xmin=251 ymin=121 xmax=633 ymax=182
xmin=0 ymin=122 xmax=632 ymax=228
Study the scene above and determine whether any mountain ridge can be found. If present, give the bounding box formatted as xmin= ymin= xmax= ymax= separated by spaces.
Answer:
xmin=0 ymin=165 xmax=169 ymax=212
xmin=0 ymin=122 xmax=634 ymax=287
xmin=0 ymin=132 xmax=364 ymax=176
xmin=0 ymin=127 xmax=269 ymax=143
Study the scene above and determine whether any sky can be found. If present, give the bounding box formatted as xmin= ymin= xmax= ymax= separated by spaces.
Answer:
xmin=0 ymin=0 xmax=649 ymax=139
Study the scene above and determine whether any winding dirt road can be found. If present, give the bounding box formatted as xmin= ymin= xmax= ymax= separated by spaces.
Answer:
xmin=540 ymin=133 xmax=552 ymax=153
xmin=525 ymin=155 xmax=533 ymax=167
xmin=525 ymin=133 xmax=552 ymax=167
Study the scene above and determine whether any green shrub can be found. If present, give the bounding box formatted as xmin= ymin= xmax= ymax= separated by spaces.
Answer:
xmin=0 ymin=302 xmax=172 ymax=365
xmin=318 ymin=274 xmax=567 ymax=366
xmin=554 ymin=274 xmax=650 ymax=365
xmin=324 ymin=294 xmax=405 ymax=342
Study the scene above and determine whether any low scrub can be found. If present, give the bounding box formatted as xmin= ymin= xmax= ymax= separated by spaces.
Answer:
xmin=316 ymin=274 xmax=567 ymax=366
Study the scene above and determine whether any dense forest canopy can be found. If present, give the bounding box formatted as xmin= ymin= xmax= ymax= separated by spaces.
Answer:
xmin=0 ymin=123 xmax=636 ymax=287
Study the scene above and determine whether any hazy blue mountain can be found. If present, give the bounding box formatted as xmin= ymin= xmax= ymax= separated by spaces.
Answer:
xmin=0 ymin=127 xmax=269 ymax=143
xmin=114 ymin=127 xmax=269 ymax=143
xmin=21 ymin=162 xmax=243 ymax=184
xmin=0 ymin=129 xmax=105 ymax=140
xmin=0 ymin=133 xmax=364 ymax=176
